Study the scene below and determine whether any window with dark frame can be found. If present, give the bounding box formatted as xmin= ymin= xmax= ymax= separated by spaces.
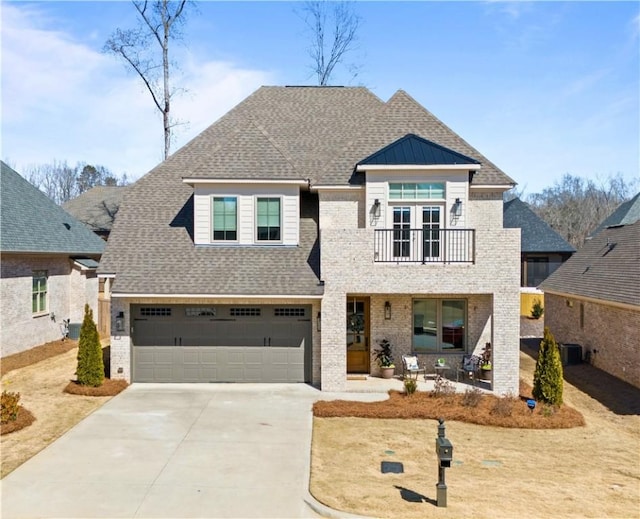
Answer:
xmin=256 ymin=197 xmax=281 ymax=241
xmin=412 ymin=299 xmax=466 ymax=352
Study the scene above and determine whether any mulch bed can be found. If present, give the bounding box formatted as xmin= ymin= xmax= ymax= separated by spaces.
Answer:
xmin=1 ymin=407 xmax=36 ymax=435
xmin=314 ymin=381 xmax=585 ymax=429
xmin=64 ymin=379 xmax=129 ymax=396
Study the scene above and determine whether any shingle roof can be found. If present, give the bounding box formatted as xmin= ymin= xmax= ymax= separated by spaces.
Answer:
xmin=99 ymin=86 xmax=515 ymax=295
xmin=591 ymin=192 xmax=640 ymax=236
xmin=359 ymin=134 xmax=481 ymax=167
xmin=540 ymin=221 xmax=640 ymax=308
xmin=1 ymin=161 xmax=105 ymax=255
xmin=63 ymin=186 xmax=128 ymax=233
xmin=503 ymin=198 xmax=575 ymax=253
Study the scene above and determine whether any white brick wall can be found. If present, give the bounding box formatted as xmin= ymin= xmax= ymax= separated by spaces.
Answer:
xmin=1 ymin=254 xmax=99 ymax=357
xmin=318 ymin=194 xmax=521 ymax=393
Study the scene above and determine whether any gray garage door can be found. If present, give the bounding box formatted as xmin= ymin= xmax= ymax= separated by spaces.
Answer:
xmin=131 ymin=304 xmax=312 ymax=383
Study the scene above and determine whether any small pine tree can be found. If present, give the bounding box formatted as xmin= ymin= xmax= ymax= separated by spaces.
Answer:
xmin=76 ymin=304 xmax=104 ymax=387
xmin=532 ymin=327 xmax=563 ymax=406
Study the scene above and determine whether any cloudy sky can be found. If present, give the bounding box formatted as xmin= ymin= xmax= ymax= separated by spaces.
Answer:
xmin=2 ymin=1 xmax=639 ymax=195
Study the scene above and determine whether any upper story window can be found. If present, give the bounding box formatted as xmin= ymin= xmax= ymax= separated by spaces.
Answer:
xmin=32 ymin=270 xmax=48 ymax=314
xmin=212 ymin=197 xmax=237 ymax=241
xmin=257 ymin=197 xmax=281 ymax=241
xmin=389 ymin=183 xmax=445 ymax=200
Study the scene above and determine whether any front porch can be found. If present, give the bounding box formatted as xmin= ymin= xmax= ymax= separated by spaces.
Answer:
xmin=345 ymin=372 xmax=493 ymax=394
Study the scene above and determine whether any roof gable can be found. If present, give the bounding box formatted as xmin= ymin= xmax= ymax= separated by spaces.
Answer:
xmin=1 ymin=162 xmax=105 ymax=254
xmin=503 ymin=198 xmax=575 ymax=253
xmin=359 ymin=134 xmax=480 ymax=167
xmin=591 ymin=192 xmax=640 ymax=236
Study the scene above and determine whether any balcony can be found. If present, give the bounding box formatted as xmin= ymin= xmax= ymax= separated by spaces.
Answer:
xmin=373 ymin=228 xmax=475 ymax=264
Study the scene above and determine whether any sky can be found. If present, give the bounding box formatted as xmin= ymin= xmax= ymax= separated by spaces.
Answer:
xmin=2 ymin=1 xmax=639 ymax=195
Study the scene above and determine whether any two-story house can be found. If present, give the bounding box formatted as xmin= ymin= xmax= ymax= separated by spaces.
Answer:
xmin=98 ymin=86 xmax=521 ymax=394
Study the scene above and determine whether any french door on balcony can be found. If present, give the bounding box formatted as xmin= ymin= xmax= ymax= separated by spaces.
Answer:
xmin=392 ymin=206 xmax=442 ymax=261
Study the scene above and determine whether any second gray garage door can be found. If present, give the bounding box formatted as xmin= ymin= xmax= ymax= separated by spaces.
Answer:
xmin=131 ymin=304 xmax=312 ymax=383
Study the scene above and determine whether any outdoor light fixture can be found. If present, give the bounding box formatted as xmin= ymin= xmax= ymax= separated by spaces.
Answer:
xmin=115 ymin=311 xmax=125 ymax=332
xmin=453 ymin=198 xmax=463 ymax=217
xmin=317 ymin=311 xmax=321 ymax=332
xmin=384 ymin=301 xmax=391 ymax=320
xmin=372 ymin=198 xmax=381 ymax=218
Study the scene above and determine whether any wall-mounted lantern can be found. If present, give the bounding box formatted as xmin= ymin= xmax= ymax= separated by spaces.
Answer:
xmin=372 ymin=198 xmax=381 ymax=218
xmin=317 ymin=311 xmax=321 ymax=332
xmin=453 ymin=198 xmax=463 ymax=217
xmin=384 ymin=301 xmax=391 ymax=320
xmin=115 ymin=311 xmax=125 ymax=332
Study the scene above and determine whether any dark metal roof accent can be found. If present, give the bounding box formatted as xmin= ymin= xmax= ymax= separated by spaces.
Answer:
xmin=72 ymin=257 xmax=100 ymax=269
xmin=503 ymin=198 xmax=575 ymax=253
xmin=1 ymin=161 xmax=105 ymax=255
xmin=359 ymin=133 xmax=481 ymax=167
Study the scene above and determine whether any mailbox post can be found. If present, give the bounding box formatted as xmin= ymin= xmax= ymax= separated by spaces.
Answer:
xmin=435 ymin=418 xmax=453 ymax=507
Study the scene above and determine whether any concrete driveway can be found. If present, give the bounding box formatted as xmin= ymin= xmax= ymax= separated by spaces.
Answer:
xmin=1 ymin=384 xmax=384 ymax=518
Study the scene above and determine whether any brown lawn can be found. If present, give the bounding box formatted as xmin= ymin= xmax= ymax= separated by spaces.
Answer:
xmin=309 ymin=345 xmax=640 ymax=518
xmin=1 ymin=340 xmax=125 ymax=477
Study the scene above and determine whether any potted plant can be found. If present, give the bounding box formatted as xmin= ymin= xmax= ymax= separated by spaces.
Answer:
xmin=374 ymin=339 xmax=395 ymax=379
xmin=479 ymin=342 xmax=492 ymax=380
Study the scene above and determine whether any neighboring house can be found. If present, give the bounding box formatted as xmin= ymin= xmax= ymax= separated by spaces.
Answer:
xmin=63 ymin=185 xmax=129 ymax=337
xmin=99 ymin=86 xmax=521 ymax=394
xmin=541 ymin=193 xmax=640 ymax=388
xmin=63 ymin=185 xmax=128 ymax=240
xmin=503 ymin=198 xmax=575 ymax=316
xmin=1 ymin=162 xmax=105 ymax=357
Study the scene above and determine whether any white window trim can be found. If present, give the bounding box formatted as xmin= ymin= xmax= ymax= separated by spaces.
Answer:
xmin=211 ymin=195 xmax=239 ymax=244
xmin=32 ymin=270 xmax=48 ymax=316
xmin=254 ymin=195 xmax=283 ymax=244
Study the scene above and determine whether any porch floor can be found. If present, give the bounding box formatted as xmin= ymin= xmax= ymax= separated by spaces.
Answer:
xmin=345 ymin=374 xmax=492 ymax=393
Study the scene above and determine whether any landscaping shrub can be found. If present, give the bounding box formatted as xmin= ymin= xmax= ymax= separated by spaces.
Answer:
xmin=403 ymin=378 xmax=417 ymax=395
xmin=491 ymin=393 xmax=518 ymax=417
xmin=76 ymin=304 xmax=104 ymax=387
xmin=1 ymin=390 xmax=21 ymax=423
xmin=461 ymin=387 xmax=483 ymax=407
xmin=430 ymin=376 xmax=455 ymax=399
xmin=533 ymin=327 xmax=563 ymax=406
xmin=531 ymin=298 xmax=544 ymax=319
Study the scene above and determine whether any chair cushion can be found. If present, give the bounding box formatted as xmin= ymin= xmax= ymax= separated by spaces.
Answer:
xmin=404 ymin=356 xmax=419 ymax=370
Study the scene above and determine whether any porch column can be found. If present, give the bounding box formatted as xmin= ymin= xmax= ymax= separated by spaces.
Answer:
xmin=320 ymin=290 xmax=347 ymax=392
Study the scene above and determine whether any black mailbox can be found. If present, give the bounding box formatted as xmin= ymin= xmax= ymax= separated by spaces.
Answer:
xmin=436 ymin=437 xmax=453 ymax=467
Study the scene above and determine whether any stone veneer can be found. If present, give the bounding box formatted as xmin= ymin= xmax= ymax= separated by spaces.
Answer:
xmin=545 ymin=294 xmax=640 ymax=389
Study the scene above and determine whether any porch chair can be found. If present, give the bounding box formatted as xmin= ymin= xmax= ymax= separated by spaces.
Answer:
xmin=402 ymin=354 xmax=426 ymax=380
xmin=456 ymin=354 xmax=481 ymax=385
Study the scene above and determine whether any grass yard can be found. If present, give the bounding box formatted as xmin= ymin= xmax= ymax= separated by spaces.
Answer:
xmin=309 ymin=345 xmax=640 ymax=518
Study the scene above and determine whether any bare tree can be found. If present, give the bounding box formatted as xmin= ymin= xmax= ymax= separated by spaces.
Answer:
xmin=301 ymin=1 xmax=361 ymax=86
xmin=104 ymin=1 xmax=190 ymax=159
xmin=526 ymin=173 xmax=638 ymax=248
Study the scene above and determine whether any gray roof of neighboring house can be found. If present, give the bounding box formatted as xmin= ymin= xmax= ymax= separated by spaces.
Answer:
xmin=63 ymin=186 xmax=128 ymax=233
xmin=591 ymin=192 xmax=640 ymax=236
xmin=503 ymin=198 xmax=575 ymax=254
xmin=359 ymin=134 xmax=481 ymax=167
xmin=540 ymin=221 xmax=639 ymax=308
xmin=1 ymin=161 xmax=105 ymax=255
xmin=99 ymin=86 xmax=515 ymax=295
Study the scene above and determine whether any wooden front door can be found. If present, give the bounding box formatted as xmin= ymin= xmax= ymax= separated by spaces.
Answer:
xmin=346 ymin=297 xmax=370 ymax=373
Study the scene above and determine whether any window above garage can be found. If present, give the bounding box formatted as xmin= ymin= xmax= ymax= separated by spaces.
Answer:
xmin=182 ymin=179 xmax=307 ymax=246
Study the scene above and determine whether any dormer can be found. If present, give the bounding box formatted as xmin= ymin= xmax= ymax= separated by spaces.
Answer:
xmin=355 ymin=134 xmax=480 ymax=230
xmin=183 ymin=178 xmax=308 ymax=246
